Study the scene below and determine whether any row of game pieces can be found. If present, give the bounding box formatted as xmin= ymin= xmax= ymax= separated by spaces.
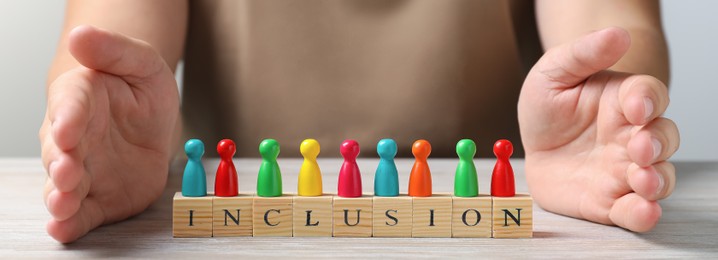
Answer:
xmin=181 ymin=138 xmax=517 ymax=198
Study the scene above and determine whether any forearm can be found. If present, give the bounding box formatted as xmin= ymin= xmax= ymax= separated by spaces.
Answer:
xmin=536 ymin=0 xmax=669 ymax=84
xmin=48 ymin=0 xmax=188 ymax=85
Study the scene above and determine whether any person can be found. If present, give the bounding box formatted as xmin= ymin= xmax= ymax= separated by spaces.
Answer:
xmin=40 ymin=0 xmax=679 ymax=243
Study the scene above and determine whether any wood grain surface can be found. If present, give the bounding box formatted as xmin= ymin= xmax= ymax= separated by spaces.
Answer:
xmin=1 ymin=158 xmax=716 ymax=258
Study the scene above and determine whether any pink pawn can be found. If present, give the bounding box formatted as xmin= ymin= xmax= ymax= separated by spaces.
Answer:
xmin=215 ymin=139 xmax=238 ymax=197
xmin=338 ymin=140 xmax=362 ymax=198
xmin=491 ymin=139 xmax=515 ymax=197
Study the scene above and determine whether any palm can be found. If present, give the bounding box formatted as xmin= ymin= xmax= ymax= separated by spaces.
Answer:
xmin=520 ymin=71 xmax=637 ymax=223
xmin=78 ymin=68 xmax=178 ymax=223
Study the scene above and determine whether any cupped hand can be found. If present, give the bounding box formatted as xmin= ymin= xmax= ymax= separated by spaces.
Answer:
xmin=518 ymin=27 xmax=680 ymax=232
xmin=39 ymin=25 xmax=180 ymax=243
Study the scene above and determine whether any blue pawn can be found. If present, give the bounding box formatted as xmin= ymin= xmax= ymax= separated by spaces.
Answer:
xmin=374 ymin=139 xmax=399 ymax=197
xmin=182 ymin=139 xmax=207 ymax=197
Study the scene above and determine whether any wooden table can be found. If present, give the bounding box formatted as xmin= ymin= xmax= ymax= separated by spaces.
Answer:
xmin=1 ymin=158 xmax=716 ymax=258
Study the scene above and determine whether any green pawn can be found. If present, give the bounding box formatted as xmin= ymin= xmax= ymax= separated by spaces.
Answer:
xmin=454 ymin=139 xmax=478 ymax=197
xmin=257 ymin=139 xmax=283 ymax=197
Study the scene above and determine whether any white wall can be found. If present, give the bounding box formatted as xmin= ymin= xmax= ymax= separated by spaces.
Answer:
xmin=0 ymin=1 xmax=64 ymax=157
xmin=661 ymin=0 xmax=718 ymax=161
xmin=0 ymin=1 xmax=715 ymax=160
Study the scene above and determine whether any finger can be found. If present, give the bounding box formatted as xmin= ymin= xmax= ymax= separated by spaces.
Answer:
xmin=43 ymin=149 xmax=85 ymax=193
xmin=530 ymin=27 xmax=631 ymax=89
xmin=41 ymin=122 xmax=83 ymax=194
xmin=626 ymin=162 xmax=676 ymax=201
xmin=609 ymin=193 xmax=662 ymax=232
xmin=46 ymin=198 xmax=105 ymax=243
xmin=38 ymin=117 xmax=50 ymax=149
xmin=46 ymin=173 xmax=91 ymax=221
xmin=627 ymin=117 xmax=680 ymax=167
xmin=48 ymin=150 xmax=86 ymax=193
xmin=618 ymin=75 xmax=670 ymax=126
xmin=41 ymin=123 xmax=59 ymax=171
xmin=43 ymin=178 xmax=54 ymax=207
xmin=69 ymin=25 xmax=166 ymax=84
xmin=47 ymin=70 xmax=96 ymax=152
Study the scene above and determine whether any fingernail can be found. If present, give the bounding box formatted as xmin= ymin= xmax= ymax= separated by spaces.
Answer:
xmin=652 ymin=138 xmax=662 ymax=161
xmin=644 ymin=97 xmax=654 ymax=121
xmin=655 ymin=171 xmax=665 ymax=196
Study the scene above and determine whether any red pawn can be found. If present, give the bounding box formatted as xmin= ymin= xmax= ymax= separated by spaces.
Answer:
xmin=491 ymin=139 xmax=515 ymax=197
xmin=215 ymin=139 xmax=238 ymax=197
xmin=338 ymin=140 xmax=362 ymax=198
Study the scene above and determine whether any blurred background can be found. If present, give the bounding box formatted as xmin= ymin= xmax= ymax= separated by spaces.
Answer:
xmin=0 ymin=0 xmax=715 ymax=160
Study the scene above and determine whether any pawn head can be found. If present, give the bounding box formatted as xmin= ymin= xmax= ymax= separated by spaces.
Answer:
xmin=216 ymin=139 xmax=235 ymax=159
xmin=412 ymin=139 xmax=431 ymax=159
xmin=456 ymin=139 xmax=476 ymax=159
xmin=185 ymin=139 xmax=205 ymax=159
xmin=300 ymin=139 xmax=320 ymax=159
xmin=340 ymin=139 xmax=360 ymax=159
xmin=376 ymin=138 xmax=397 ymax=159
xmin=493 ymin=139 xmax=513 ymax=159
xmin=259 ymin=139 xmax=280 ymax=159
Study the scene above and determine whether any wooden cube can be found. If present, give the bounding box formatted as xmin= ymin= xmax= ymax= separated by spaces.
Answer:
xmin=372 ymin=195 xmax=412 ymax=237
xmin=253 ymin=195 xmax=293 ymax=237
xmin=492 ymin=193 xmax=533 ymax=238
xmin=173 ymin=192 xmax=213 ymax=237
xmin=333 ymin=195 xmax=373 ymax=237
xmin=412 ymin=194 xmax=452 ymax=237
xmin=212 ymin=194 xmax=253 ymax=237
xmin=293 ymin=195 xmax=333 ymax=237
xmin=452 ymin=195 xmax=492 ymax=238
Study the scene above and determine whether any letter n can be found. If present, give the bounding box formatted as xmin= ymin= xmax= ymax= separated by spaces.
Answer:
xmin=502 ymin=208 xmax=522 ymax=227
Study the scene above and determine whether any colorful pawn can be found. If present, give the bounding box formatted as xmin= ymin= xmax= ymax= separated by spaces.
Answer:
xmin=298 ymin=139 xmax=323 ymax=196
xmin=454 ymin=139 xmax=478 ymax=197
xmin=214 ymin=139 xmax=238 ymax=197
xmin=408 ymin=140 xmax=432 ymax=197
xmin=257 ymin=139 xmax=283 ymax=197
xmin=491 ymin=139 xmax=515 ymax=197
xmin=182 ymin=139 xmax=207 ymax=197
xmin=338 ymin=140 xmax=362 ymax=198
xmin=374 ymin=139 xmax=399 ymax=197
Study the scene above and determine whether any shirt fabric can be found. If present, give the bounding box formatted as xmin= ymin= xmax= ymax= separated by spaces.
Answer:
xmin=181 ymin=0 xmax=541 ymax=158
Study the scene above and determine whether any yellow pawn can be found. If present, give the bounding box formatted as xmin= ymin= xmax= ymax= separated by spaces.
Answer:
xmin=298 ymin=139 xmax=323 ymax=196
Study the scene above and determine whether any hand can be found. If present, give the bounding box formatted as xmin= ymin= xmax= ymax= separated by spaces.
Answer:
xmin=518 ymin=27 xmax=680 ymax=232
xmin=39 ymin=25 xmax=180 ymax=243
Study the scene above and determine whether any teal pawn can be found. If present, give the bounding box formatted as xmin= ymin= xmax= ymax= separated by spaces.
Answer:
xmin=182 ymin=139 xmax=207 ymax=197
xmin=374 ymin=139 xmax=399 ymax=197
xmin=257 ymin=139 xmax=283 ymax=197
xmin=454 ymin=139 xmax=478 ymax=197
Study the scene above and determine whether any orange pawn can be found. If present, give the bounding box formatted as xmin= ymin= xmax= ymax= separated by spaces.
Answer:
xmin=409 ymin=140 xmax=432 ymax=197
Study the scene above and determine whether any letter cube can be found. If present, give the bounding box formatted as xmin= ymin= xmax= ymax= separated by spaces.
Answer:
xmin=333 ymin=195 xmax=373 ymax=237
xmin=452 ymin=195 xmax=492 ymax=238
xmin=253 ymin=195 xmax=294 ymax=236
xmin=212 ymin=194 xmax=253 ymax=237
xmin=492 ymin=193 xmax=533 ymax=238
xmin=173 ymin=192 xmax=213 ymax=237
xmin=372 ymin=195 xmax=412 ymax=237
xmin=293 ymin=195 xmax=333 ymax=237
xmin=412 ymin=194 xmax=452 ymax=237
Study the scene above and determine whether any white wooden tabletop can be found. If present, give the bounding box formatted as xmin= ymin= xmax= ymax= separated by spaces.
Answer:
xmin=1 ymin=158 xmax=716 ymax=258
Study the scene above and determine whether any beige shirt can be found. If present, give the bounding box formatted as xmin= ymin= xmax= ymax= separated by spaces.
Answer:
xmin=181 ymin=0 xmax=541 ymax=158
